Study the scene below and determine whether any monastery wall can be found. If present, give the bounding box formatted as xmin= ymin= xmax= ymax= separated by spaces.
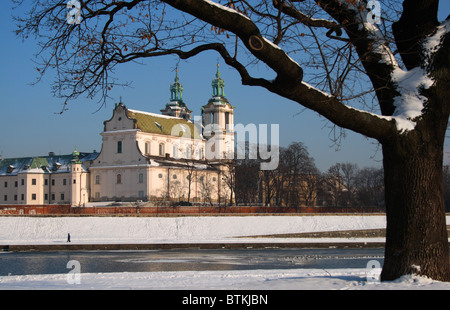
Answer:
xmin=0 ymin=204 xmax=384 ymax=215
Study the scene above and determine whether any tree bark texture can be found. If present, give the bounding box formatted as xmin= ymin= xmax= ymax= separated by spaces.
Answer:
xmin=381 ymin=119 xmax=450 ymax=281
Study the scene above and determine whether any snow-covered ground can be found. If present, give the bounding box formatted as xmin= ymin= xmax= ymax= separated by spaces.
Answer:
xmin=1 ymin=214 xmax=449 ymax=290
xmin=0 ymin=214 xmax=387 ymax=245
xmin=1 ymin=267 xmax=449 ymax=290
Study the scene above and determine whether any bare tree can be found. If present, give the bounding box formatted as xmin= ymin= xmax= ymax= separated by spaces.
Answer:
xmin=14 ymin=0 xmax=450 ymax=281
xmin=235 ymin=158 xmax=260 ymax=205
xmin=333 ymin=162 xmax=358 ymax=206
xmin=355 ymin=167 xmax=385 ymax=208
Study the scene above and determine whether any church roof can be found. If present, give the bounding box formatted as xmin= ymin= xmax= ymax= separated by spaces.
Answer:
xmin=0 ymin=152 xmax=96 ymax=176
xmin=126 ymin=109 xmax=203 ymax=139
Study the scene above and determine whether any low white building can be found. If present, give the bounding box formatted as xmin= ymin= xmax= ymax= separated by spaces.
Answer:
xmin=0 ymin=66 xmax=235 ymax=206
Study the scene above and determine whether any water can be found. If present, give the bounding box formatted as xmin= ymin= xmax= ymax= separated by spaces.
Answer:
xmin=0 ymin=248 xmax=384 ymax=276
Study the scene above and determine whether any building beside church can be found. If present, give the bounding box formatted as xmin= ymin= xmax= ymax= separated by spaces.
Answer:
xmin=0 ymin=65 xmax=235 ymax=206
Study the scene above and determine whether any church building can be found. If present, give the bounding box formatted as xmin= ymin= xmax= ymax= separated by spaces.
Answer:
xmin=0 ymin=65 xmax=235 ymax=206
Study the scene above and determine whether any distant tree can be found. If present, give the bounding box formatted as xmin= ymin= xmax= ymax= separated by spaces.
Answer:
xmin=235 ymin=157 xmax=260 ymax=205
xmin=326 ymin=163 xmax=349 ymax=207
xmin=355 ymin=167 xmax=385 ymax=208
xmin=259 ymin=142 xmax=318 ymax=208
xmin=15 ymin=0 xmax=450 ymax=281
xmin=220 ymin=158 xmax=237 ymax=206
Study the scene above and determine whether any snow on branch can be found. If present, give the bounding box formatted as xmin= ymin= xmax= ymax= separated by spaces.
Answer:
xmin=389 ymin=19 xmax=450 ymax=133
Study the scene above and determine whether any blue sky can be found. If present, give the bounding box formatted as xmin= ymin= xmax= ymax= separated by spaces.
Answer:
xmin=0 ymin=1 xmax=449 ymax=172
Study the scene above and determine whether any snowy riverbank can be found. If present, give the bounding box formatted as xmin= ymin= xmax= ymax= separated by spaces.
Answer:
xmin=1 ymin=214 xmax=449 ymax=290
xmin=1 ymin=268 xmax=450 ymax=290
xmin=0 ymin=214 xmax=389 ymax=245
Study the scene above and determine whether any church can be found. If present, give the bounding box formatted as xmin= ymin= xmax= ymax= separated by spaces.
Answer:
xmin=0 ymin=65 xmax=236 ymax=206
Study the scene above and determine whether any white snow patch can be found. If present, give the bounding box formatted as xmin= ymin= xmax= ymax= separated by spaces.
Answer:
xmin=389 ymin=66 xmax=434 ymax=132
xmin=302 ymin=81 xmax=334 ymax=98
xmin=203 ymin=0 xmax=251 ymax=21
xmin=423 ymin=19 xmax=450 ymax=59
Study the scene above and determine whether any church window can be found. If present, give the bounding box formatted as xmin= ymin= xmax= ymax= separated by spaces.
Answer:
xmin=173 ymin=174 xmax=177 ymax=180
xmin=186 ymin=145 xmax=191 ymax=159
xmin=173 ymin=145 xmax=178 ymax=158
xmin=225 ymin=112 xmax=230 ymax=126
xmin=158 ymin=173 xmax=163 ymax=179
xmin=95 ymin=175 xmax=100 ymax=184
xmin=117 ymin=174 xmax=122 ymax=184
xmin=138 ymin=173 xmax=144 ymax=184
xmin=159 ymin=143 xmax=165 ymax=156
xmin=145 ymin=142 xmax=150 ymax=154
xmin=210 ymin=112 xmax=214 ymax=125
xmin=117 ymin=141 xmax=123 ymax=154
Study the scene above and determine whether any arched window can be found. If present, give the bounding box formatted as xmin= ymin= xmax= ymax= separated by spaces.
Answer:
xmin=116 ymin=174 xmax=122 ymax=184
xmin=117 ymin=141 xmax=122 ymax=153
xmin=159 ymin=143 xmax=165 ymax=156
xmin=145 ymin=142 xmax=150 ymax=154
xmin=95 ymin=175 xmax=100 ymax=185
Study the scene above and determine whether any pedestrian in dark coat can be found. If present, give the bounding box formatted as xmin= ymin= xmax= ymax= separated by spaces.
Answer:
xmin=67 ymin=233 xmax=71 ymax=242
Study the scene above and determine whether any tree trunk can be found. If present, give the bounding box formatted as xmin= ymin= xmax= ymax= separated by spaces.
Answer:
xmin=380 ymin=129 xmax=450 ymax=281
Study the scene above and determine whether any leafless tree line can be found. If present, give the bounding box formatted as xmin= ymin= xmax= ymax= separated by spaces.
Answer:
xmin=234 ymin=141 xmax=385 ymax=209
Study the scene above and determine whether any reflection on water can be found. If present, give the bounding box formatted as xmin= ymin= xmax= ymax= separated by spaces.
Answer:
xmin=0 ymin=248 xmax=384 ymax=276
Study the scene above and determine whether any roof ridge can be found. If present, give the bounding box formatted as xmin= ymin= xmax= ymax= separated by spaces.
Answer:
xmin=127 ymin=108 xmax=190 ymax=121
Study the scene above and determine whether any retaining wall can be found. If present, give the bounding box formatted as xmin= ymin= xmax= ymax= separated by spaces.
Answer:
xmin=0 ymin=204 xmax=384 ymax=215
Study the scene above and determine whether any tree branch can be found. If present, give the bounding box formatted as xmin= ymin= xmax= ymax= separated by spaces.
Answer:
xmin=315 ymin=0 xmax=401 ymax=116
xmin=116 ymin=42 xmax=274 ymax=89
xmin=160 ymin=0 xmax=395 ymax=140
xmin=162 ymin=0 xmax=303 ymax=83
xmin=392 ymin=0 xmax=439 ymax=70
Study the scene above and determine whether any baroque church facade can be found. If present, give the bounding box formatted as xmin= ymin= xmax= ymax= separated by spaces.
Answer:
xmin=0 ymin=65 xmax=235 ymax=206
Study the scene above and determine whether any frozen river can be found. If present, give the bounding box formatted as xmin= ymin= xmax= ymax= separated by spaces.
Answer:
xmin=0 ymin=248 xmax=385 ymax=276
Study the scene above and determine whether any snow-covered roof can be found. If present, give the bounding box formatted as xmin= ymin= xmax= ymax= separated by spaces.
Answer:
xmin=0 ymin=152 xmax=98 ymax=176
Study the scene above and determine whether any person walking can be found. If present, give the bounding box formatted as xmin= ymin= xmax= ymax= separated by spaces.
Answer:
xmin=67 ymin=233 xmax=71 ymax=242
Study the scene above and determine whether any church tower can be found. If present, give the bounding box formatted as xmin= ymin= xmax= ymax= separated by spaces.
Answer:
xmin=202 ymin=64 xmax=235 ymax=160
xmin=161 ymin=69 xmax=192 ymax=120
